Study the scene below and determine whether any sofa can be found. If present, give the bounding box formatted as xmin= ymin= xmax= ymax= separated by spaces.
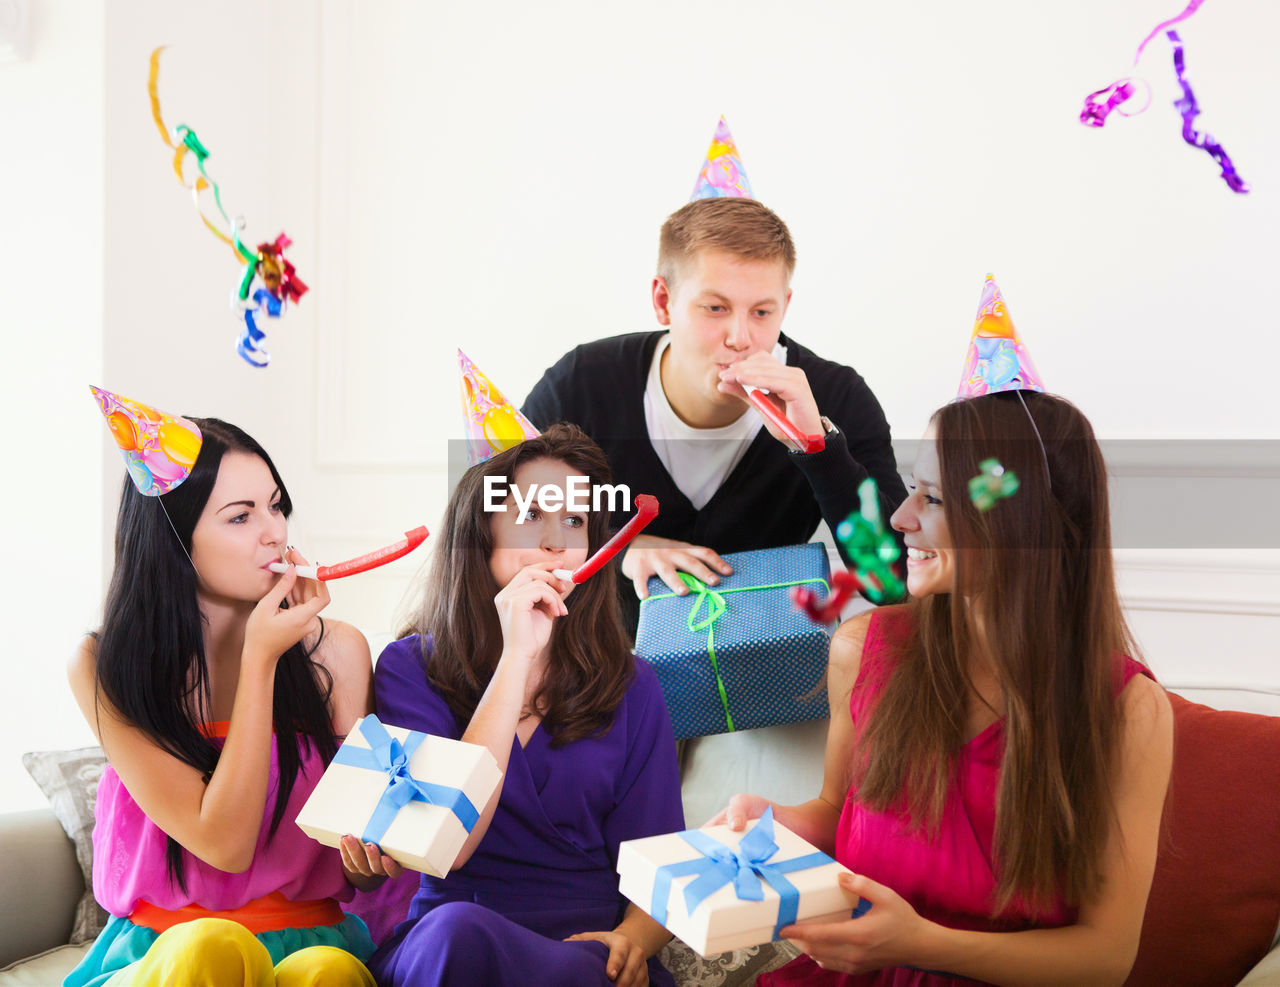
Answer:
xmin=3 ymin=691 xmax=1280 ymax=986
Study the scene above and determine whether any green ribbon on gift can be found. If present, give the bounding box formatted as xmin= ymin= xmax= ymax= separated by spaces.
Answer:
xmin=647 ymin=571 xmax=830 ymax=734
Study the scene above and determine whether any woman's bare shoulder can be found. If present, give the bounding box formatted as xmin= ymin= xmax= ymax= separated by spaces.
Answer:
xmin=310 ymin=620 xmax=374 ymax=731
xmin=67 ymin=635 xmax=100 ymax=722
xmin=828 ymin=610 xmax=874 ymax=695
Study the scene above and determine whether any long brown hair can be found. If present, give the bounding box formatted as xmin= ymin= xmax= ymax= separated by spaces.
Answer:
xmin=852 ymin=391 xmax=1141 ymax=915
xmin=402 ymin=424 xmax=634 ymax=745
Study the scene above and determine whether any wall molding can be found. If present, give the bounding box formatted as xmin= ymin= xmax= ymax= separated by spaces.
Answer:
xmin=1115 ymin=550 xmax=1280 ymax=618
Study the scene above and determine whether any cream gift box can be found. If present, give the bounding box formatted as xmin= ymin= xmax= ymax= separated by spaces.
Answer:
xmin=295 ymin=714 xmax=502 ymax=877
xmin=617 ymin=807 xmax=861 ymax=957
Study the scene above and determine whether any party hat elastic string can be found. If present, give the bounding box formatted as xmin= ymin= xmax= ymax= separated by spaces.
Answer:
xmin=1014 ymin=390 xmax=1052 ymax=492
xmin=156 ymin=497 xmax=202 ymax=581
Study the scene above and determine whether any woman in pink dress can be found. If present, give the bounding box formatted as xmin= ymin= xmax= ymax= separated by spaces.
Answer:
xmin=67 ymin=412 xmax=401 ymax=986
xmin=716 ymin=392 xmax=1174 ymax=985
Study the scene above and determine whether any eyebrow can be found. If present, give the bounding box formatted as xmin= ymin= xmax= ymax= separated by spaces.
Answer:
xmin=217 ymin=487 xmax=281 ymax=514
xmin=695 ymin=290 xmax=781 ymax=308
xmin=911 ymin=475 xmax=939 ymax=491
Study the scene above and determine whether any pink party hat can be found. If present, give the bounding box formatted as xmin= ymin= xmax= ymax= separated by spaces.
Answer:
xmin=90 ymin=386 xmax=203 ymax=496
xmin=690 ymin=117 xmax=754 ymax=201
xmin=458 ymin=350 xmax=540 ymax=466
xmin=957 ymin=276 xmax=1046 ymax=398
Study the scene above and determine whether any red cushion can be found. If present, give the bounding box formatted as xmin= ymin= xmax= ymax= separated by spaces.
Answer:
xmin=1127 ymin=693 xmax=1280 ymax=986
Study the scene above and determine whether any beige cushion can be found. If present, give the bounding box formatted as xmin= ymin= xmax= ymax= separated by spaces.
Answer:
xmin=679 ymin=719 xmax=828 ymax=828
xmin=22 ymin=747 xmax=109 ymax=943
xmin=1237 ymin=941 xmax=1280 ymax=986
xmin=0 ymin=943 xmax=91 ymax=986
xmin=0 ymin=809 xmax=83 ymax=968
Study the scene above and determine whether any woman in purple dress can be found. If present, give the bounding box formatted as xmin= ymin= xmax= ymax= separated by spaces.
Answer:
xmin=370 ymin=424 xmax=683 ymax=987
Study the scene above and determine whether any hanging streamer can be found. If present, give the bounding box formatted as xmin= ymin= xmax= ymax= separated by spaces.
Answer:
xmin=148 ymin=47 xmax=310 ymax=366
xmin=1077 ymin=1 xmax=1249 ymax=192
xmin=1168 ymin=30 xmax=1249 ymax=193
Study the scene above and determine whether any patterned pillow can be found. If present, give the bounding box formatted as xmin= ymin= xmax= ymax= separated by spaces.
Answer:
xmin=658 ymin=939 xmax=802 ymax=987
xmin=22 ymin=747 xmax=108 ymax=944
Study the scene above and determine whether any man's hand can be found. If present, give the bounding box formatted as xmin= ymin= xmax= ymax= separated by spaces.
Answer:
xmin=718 ymin=351 xmax=823 ymax=447
xmin=620 ymin=534 xmax=733 ymax=600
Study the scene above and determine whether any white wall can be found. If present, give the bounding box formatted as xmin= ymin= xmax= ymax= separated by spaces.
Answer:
xmin=3 ymin=0 xmax=1276 ymax=809
xmin=0 ymin=0 xmax=105 ymax=809
xmin=308 ymin=0 xmax=1280 ymax=691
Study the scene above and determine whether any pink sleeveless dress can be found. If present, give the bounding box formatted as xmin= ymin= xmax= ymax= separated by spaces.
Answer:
xmin=66 ymin=725 xmax=374 ymax=987
xmin=760 ymin=606 xmax=1153 ymax=987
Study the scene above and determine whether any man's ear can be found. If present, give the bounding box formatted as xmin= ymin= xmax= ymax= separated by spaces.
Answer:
xmin=652 ymin=276 xmax=673 ymax=326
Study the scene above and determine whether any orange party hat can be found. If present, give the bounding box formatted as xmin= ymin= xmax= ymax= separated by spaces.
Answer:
xmin=957 ymin=275 xmax=1046 ymax=398
xmin=90 ymin=386 xmax=203 ymax=496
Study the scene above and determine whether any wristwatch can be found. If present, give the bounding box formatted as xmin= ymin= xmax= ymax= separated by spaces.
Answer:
xmin=789 ymin=415 xmax=839 ymax=455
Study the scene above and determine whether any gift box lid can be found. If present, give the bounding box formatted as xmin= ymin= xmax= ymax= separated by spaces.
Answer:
xmin=296 ymin=715 xmax=502 ymax=847
xmin=618 ymin=809 xmax=858 ymax=941
xmin=636 ymin=544 xmax=836 ymax=660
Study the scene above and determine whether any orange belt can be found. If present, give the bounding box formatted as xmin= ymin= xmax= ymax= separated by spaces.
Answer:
xmin=130 ymin=890 xmax=344 ymax=934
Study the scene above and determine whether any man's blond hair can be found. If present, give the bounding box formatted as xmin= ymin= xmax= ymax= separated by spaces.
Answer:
xmin=657 ymin=198 xmax=796 ymax=290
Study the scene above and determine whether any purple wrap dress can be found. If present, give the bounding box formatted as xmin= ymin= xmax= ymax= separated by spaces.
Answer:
xmin=369 ymin=635 xmax=684 ymax=987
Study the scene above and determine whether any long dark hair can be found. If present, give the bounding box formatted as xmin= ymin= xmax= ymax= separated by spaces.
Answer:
xmin=402 ymin=424 xmax=634 ymax=745
xmin=94 ymin=418 xmax=338 ymax=889
xmin=852 ymin=392 xmax=1140 ymax=915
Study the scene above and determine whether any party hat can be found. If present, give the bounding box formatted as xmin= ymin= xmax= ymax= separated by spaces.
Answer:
xmin=690 ymin=117 xmax=754 ymax=201
xmin=458 ymin=350 xmax=540 ymax=466
xmin=90 ymin=386 xmax=203 ymax=496
xmin=957 ymin=275 xmax=1046 ymax=398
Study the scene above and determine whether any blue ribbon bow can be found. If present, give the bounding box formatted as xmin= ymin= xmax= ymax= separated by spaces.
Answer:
xmin=648 ymin=807 xmax=833 ymax=940
xmin=333 ymin=715 xmax=480 ymax=846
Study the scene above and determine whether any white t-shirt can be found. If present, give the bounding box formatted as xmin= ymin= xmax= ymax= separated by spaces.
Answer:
xmin=643 ymin=335 xmax=787 ymax=510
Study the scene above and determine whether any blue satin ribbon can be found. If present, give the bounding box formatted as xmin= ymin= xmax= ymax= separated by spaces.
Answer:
xmin=648 ymin=808 xmax=833 ymax=940
xmin=334 ymin=715 xmax=480 ymax=845
xmin=235 ymin=287 xmax=280 ymax=368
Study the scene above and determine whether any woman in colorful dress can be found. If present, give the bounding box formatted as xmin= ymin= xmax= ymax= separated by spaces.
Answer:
xmin=68 ymin=399 xmax=399 ymax=987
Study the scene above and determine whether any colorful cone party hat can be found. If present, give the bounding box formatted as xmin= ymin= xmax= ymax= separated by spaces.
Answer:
xmin=690 ymin=117 xmax=754 ymax=201
xmin=458 ymin=350 xmax=540 ymax=466
xmin=957 ymin=275 xmax=1046 ymax=398
xmin=90 ymin=386 xmax=203 ymax=496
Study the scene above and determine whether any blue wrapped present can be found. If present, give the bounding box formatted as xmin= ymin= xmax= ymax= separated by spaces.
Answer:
xmin=635 ymin=544 xmax=836 ymax=741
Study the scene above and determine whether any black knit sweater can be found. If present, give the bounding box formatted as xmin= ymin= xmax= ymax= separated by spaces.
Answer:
xmin=522 ymin=331 xmax=908 ymax=628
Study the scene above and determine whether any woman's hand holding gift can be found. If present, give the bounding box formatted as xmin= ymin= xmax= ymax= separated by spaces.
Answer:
xmin=780 ymin=872 xmax=930 ymax=975
xmin=339 ymin=834 xmax=405 ymax=892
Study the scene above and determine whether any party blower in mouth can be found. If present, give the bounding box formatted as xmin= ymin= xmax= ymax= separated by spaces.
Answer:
xmin=269 ymin=526 xmax=429 ymax=580
xmin=552 ymin=495 xmax=659 ymax=584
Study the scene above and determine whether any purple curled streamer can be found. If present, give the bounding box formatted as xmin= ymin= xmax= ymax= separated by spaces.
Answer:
xmin=1080 ymin=80 xmax=1138 ymax=127
xmin=1078 ymin=0 xmax=1202 ymax=128
xmin=1167 ymin=30 xmax=1249 ymax=194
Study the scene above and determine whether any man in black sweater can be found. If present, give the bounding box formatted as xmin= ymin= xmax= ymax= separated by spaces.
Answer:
xmin=522 ymin=197 xmax=906 ymax=633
